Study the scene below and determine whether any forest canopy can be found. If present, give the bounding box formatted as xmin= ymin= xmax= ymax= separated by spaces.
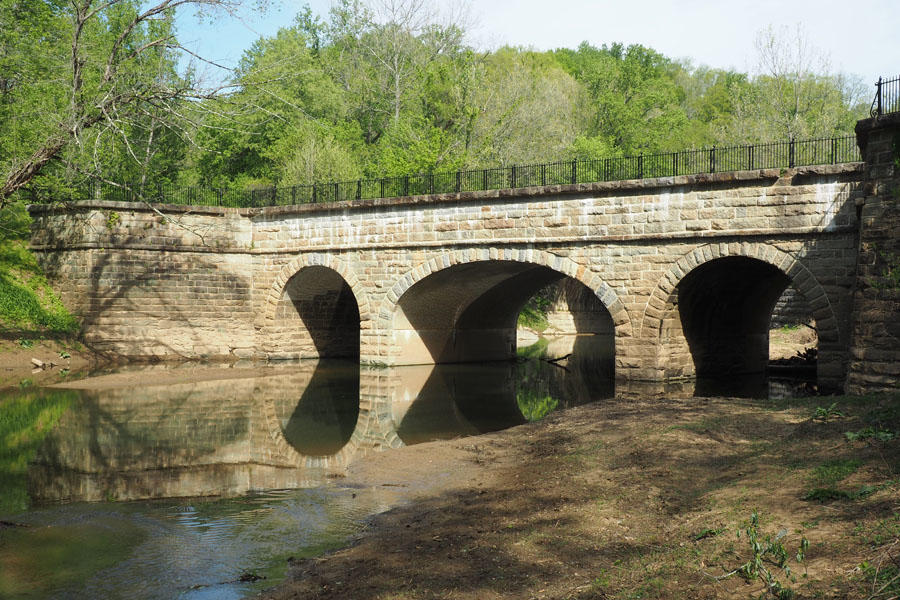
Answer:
xmin=0 ymin=0 xmax=869 ymax=206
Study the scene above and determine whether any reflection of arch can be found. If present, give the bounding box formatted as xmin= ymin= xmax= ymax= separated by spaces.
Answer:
xmin=263 ymin=254 xmax=367 ymax=359
xmin=263 ymin=396 xmax=363 ymax=471
xmin=375 ymin=249 xmax=631 ymax=364
xmin=639 ymin=243 xmax=840 ymax=346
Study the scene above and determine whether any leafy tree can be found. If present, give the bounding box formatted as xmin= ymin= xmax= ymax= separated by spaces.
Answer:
xmin=467 ymin=48 xmax=585 ymax=167
xmin=193 ymin=18 xmax=355 ymax=186
xmin=719 ymin=25 xmax=866 ymax=143
xmin=0 ymin=0 xmax=261 ymax=208
xmin=554 ymin=42 xmax=690 ymax=155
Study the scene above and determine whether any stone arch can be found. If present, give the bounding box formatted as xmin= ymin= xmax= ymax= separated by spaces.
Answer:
xmin=639 ymin=242 xmax=840 ymax=346
xmin=262 ymin=254 xmax=369 ymax=360
xmin=374 ymin=247 xmax=632 ymax=364
xmin=263 ymin=253 xmax=370 ymax=325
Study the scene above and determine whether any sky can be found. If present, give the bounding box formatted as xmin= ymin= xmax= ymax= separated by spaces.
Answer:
xmin=176 ymin=0 xmax=900 ymax=87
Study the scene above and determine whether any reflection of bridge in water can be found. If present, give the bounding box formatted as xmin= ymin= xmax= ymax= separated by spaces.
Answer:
xmin=29 ymin=347 xmax=614 ymax=504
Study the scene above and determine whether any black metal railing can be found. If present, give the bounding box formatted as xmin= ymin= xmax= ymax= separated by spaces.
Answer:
xmin=871 ymin=75 xmax=900 ymax=117
xmin=46 ymin=134 xmax=861 ymax=209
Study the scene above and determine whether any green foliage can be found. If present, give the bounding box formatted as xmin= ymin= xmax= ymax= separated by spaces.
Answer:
xmin=1 ymin=0 xmax=193 ymax=204
xmin=810 ymin=459 xmax=860 ymax=487
xmin=518 ymin=304 xmax=549 ymax=332
xmin=732 ymin=511 xmax=808 ymax=599
xmin=845 ymin=427 xmax=896 ymax=442
xmin=855 ymin=513 xmax=900 ymax=547
xmin=105 ymin=211 xmax=120 ymax=230
xmin=2 ymin=1 xmax=869 ymax=204
xmin=858 ymin=559 xmax=900 ymax=600
xmin=0 ymin=237 xmax=79 ymax=334
xmin=802 ymin=486 xmax=876 ymax=502
xmin=516 ymin=390 xmax=559 ymax=422
xmin=812 ymin=402 xmax=844 ymax=422
xmin=693 ymin=527 xmax=725 ymax=541
xmin=517 ymin=287 xmax=554 ymax=332
xmin=869 ymin=251 xmax=900 ymax=290
xmin=0 ymin=388 xmax=75 ymax=514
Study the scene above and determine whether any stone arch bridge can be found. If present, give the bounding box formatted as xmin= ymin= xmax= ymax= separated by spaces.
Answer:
xmin=30 ymin=161 xmax=866 ymax=390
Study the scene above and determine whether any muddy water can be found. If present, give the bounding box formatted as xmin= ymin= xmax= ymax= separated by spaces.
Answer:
xmin=0 ymin=334 xmax=810 ymax=599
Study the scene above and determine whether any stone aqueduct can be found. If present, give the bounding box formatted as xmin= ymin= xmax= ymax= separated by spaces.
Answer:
xmin=31 ymin=162 xmax=864 ymax=390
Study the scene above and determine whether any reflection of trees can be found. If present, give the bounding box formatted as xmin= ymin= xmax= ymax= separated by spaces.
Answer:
xmin=1 ymin=388 xmax=76 ymax=513
xmin=516 ymin=391 xmax=558 ymax=422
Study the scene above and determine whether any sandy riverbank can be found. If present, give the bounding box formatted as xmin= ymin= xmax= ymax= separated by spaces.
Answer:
xmin=259 ymin=391 xmax=899 ymax=600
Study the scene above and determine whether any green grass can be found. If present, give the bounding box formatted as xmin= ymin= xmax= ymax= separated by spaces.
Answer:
xmin=517 ymin=303 xmax=549 ymax=332
xmin=809 ymin=459 xmax=861 ymax=487
xmin=0 ymin=205 xmax=78 ymax=334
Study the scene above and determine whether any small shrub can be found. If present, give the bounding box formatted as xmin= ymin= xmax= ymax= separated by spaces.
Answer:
xmin=845 ymin=427 xmax=896 ymax=442
xmin=718 ymin=511 xmax=807 ymax=599
xmin=813 ymin=402 xmax=844 ymax=422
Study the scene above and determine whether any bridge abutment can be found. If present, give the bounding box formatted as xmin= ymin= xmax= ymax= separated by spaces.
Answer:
xmin=847 ymin=113 xmax=900 ymax=393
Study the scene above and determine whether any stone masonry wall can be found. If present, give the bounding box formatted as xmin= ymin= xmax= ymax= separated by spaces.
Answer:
xmin=769 ymin=286 xmax=814 ymax=329
xmin=30 ymin=164 xmax=863 ymax=387
xmin=847 ymin=114 xmax=900 ymax=393
xmin=29 ymin=203 xmax=257 ymax=359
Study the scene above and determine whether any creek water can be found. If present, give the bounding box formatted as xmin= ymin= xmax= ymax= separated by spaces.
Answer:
xmin=0 ymin=335 xmax=812 ymax=599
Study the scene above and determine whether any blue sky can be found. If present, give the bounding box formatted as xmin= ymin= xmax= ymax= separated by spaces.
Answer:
xmin=176 ymin=0 xmax=899 ymax=88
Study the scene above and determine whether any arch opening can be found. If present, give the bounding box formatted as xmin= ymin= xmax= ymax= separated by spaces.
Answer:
xmin=768 ymin=285 xmax=818 ymax=368
xmin=273 ymin=266 xmax=360 ymax=360
xmin=518 ymin=278 xmax=615 ymax=375
xmin=664 ymin=256 xmax=796 ymax=381
xmin=391 ymin=260 xmax=616 ymax=367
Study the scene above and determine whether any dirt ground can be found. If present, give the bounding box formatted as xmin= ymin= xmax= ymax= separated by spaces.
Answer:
xmin=769 ymin=325 xmax=818 ymax=361
xmin=0 ymin=337 xmax=104 ymax=389
xmin=260 ymin=392 xmax=899 ymax=600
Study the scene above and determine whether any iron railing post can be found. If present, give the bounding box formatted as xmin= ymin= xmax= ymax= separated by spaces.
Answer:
xmin=789 ymin=139 xmax=795 ymax=168
xmin=540 ymin=164 xmax=546 ymax=186
xmin=312 ymin=183 xmax=318 ymax=203
xmin=709 ymin=146 xmax=716 ymax=173
xmin=638 ymin=152 xmax=643 ymax=179
xmin=356 ymin=180 xmax=362 ymax=200
xmin=455 ymin=171 xmax=461 ymax=193
xmin=571 ymin=159 xmax=577 ymax=184
xmin=877 ymin=76 xmax=883 ymax=116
